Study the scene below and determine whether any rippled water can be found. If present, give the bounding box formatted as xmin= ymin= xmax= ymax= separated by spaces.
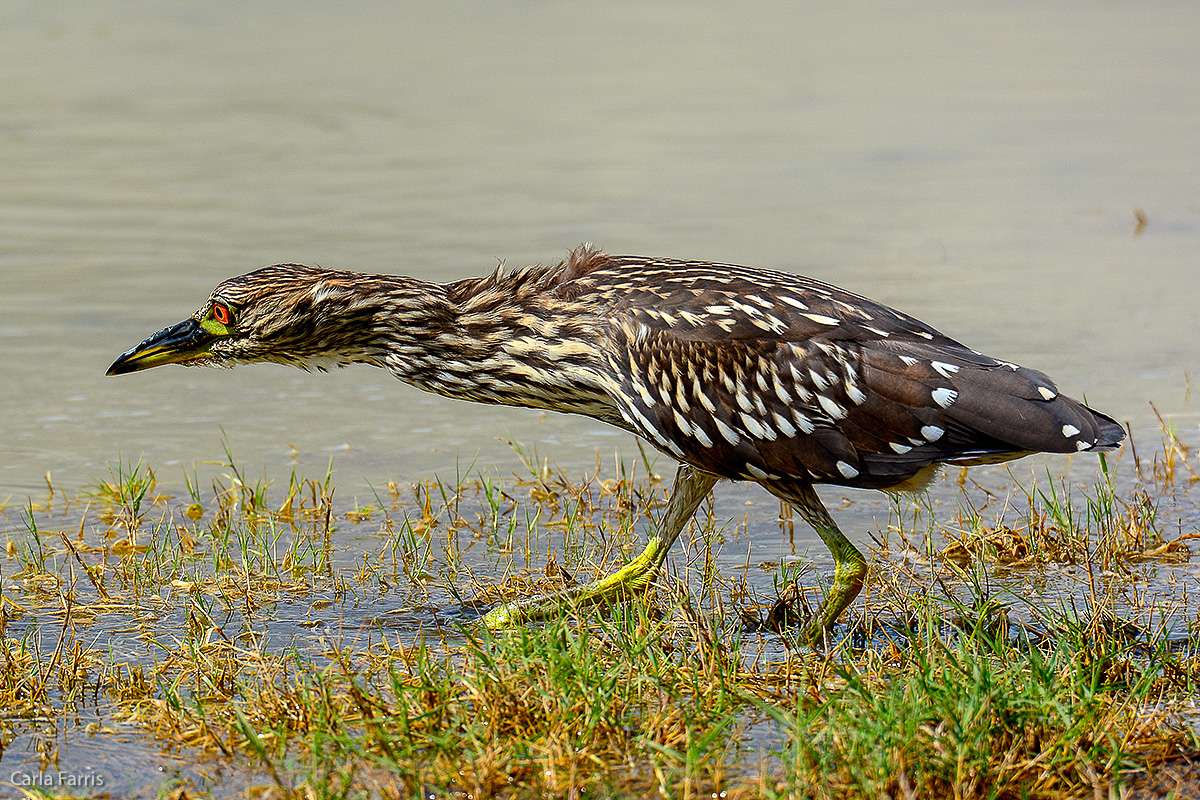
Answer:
xmin=2 ymin=0 xmax=1198 ymax=503
xmin=1 ymin=1 xmax=1199 ymax=795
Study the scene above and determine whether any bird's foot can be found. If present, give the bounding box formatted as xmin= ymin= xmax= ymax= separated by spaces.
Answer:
xmin=797 ymin=558 xmax=868 ymax=648
xmin=479 ymin=537 xmax=667 ymax=630
xmin=756 ymin=561 xmax=866 ymax=649
xmin=480 ymin=465 xmax=718 ymax=631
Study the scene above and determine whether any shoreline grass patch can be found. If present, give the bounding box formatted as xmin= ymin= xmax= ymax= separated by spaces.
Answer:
xmin=0 ymin=431 xmax=1197 ymax=798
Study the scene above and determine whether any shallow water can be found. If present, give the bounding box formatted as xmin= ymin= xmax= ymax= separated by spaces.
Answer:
xmin=1 ymin=453 xmax=1194 ymax=798
xmin=2 ymin=0 xmax=1199 ymax=795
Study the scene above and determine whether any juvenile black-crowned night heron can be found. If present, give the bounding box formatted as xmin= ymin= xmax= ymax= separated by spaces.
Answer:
xmin=108 ymin=246 xmax=1124 ymax=642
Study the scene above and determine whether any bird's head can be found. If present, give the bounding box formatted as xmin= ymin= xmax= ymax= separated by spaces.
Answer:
xmin=107 ymin=264 xmax=415 ymax=376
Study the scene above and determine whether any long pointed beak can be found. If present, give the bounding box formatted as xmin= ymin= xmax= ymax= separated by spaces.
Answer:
xmin=107 ymin=318 xmax=216 ymax=375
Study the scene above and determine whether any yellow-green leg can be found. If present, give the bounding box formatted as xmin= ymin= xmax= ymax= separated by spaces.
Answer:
xmin=771 ymin=481 xmax=868 ymax=645
xmin=481 ymin=464 xmax=719 ymax=629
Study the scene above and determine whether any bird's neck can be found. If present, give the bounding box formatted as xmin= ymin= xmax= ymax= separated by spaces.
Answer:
xmin=355 ymin=271 xmax=618 ymax=423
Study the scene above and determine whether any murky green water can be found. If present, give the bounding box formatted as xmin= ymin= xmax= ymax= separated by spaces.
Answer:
xmin=2 ymin=1 xmax=1199 ymax=795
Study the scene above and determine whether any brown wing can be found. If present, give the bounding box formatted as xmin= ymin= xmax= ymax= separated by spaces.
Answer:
xmin=589 ymin=259 xmax=1122 ymax=490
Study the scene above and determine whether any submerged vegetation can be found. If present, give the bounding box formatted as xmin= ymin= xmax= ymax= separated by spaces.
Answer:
xmin=1 ymin=428 xmax=1198 ymax=799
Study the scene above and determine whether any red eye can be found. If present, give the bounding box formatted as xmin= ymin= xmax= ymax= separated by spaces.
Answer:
xmin=212 ymin=303 xmax=231 ymax=325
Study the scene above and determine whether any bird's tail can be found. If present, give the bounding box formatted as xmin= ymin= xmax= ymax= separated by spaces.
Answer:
xmin=1080 ymin=406 xmax=1125 ymax=452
